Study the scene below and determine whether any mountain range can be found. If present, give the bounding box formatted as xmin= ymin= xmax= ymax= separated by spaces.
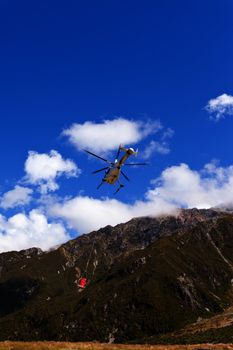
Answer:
xmin=1 ymin=208 xmax=233 ymax=344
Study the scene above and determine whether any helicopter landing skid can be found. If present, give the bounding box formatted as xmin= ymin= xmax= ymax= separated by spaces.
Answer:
xmin=114 ymin=183 xmax=124 ymax=194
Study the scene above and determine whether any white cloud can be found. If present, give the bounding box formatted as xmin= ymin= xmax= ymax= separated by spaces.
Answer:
xmin=49 ymin=196 xmax=176 ymax=233
xmin=63 ymin=118 xmax=162 ymax=153
xmin=148 ymin=161 xmax=233 ymax=208
xmin=1 ymin=159 xmax=232 ymax=252
xmin=0 ymin=209 xmax=70 ymax=253
xmin=162 ymin=128 xmax=174 ymax=140
xmin=142 ymin=128 xmax=174 ymax=159
xmin=143 ymin=140 xmax=170 ymax=159
xmin=205 ymin=93 xmax=233 ymax=121
xmin=24 ymin=150 xmax=80 ymax=194
xmin=49 ymin=161 xmax=233 ymax=234
xmin=0 ymin=185 xmax=33 ymax=210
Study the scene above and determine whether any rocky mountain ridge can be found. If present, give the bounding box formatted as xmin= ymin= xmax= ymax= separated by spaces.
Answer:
xmin=0 ymin=208 xmax=233 ymax=343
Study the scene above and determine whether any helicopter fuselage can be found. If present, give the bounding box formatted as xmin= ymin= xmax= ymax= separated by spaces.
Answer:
xmin=103 ymin=150 xmax=133 ymax=184
xmin=84 ymin=145 xmax=145 ymax=193
xmin=104 ymin=166 xmax=120 ymax=184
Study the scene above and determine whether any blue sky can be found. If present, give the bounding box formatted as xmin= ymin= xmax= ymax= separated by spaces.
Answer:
xmin=0 ymin=0 xmax=233 ymax=252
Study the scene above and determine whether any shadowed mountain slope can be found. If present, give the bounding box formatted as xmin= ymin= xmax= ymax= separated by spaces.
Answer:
xmin=0 ymin=208 xmax=233 ymax=343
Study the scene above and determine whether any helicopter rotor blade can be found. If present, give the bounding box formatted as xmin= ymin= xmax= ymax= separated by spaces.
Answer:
xmin=97 ymin=181 xmax=104 ymax=189
xmin=83 ymin=149 xmax=113 ymax=164
xmin=121 ymin=170 xmax=130 ymax=181
xmin=124 ymin=163 xmax=148 ymax=166
xmin=92 ymin=167 xmax=109 ymax=174
xmin=115 ymin=145 xmax=121 ymax=160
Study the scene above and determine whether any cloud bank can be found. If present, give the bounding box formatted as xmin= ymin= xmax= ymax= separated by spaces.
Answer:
xmin=148 ymin=162 xmax=233 ymax=208
xmin=63 ymin=118 xmax=162 ymax=153
xmin=49 ymin=161 xmax=233 ymax=234
xmin=49 ymin=196 xmax=176 ymax=233
xmin=2 ymin=159 xmax=233 ymax=252
xmin=24 ymin=150 xmax=80 ymax=193
xmin=0 ymin=209 xmax=70 ymax=253
xmin=205 ymin=93 xmax=233 ymax=121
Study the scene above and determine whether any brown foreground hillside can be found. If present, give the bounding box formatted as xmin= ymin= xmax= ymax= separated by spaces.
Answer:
xmin=0 ymin=342 xmax=233 ymax=350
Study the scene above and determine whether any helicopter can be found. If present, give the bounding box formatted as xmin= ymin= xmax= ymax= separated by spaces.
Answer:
xmin=84 ymin=144 xmax=147 ymax=194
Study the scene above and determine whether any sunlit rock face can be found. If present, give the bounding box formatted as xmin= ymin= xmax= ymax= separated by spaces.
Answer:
xmin=0 ymin=208 xmax=233 ymax=343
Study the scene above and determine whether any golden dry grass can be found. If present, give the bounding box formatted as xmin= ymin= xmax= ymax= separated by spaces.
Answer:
xmin=0 ymin=342 xmax=233 ymax=350
xmin=181 ymin=306 xmax=233 ymax=334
